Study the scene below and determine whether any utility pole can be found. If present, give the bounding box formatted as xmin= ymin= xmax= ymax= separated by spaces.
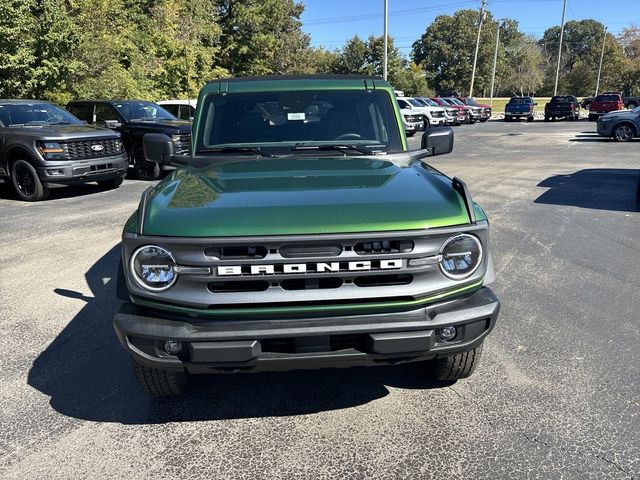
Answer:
xmin=489 ymin=20 xmax=501 ymax=107
xmin=469 ymin=0 xmax=487 ymax=98
xmin=383 ymin=0 xmax=388 ymax=80
xmin=595 ymin=26 xmax=607 ymax=96
xmin=553 ymin=0 xmax=567 ymax=96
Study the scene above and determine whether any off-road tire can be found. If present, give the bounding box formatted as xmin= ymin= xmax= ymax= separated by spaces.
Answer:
xmin=132 ymin=359 xmax=189 ymax=397
xmin=12 ymin=159 xmax=50 ymax=201
xmin=429 ymin=343 xmax=483 ymax=381
xmin=132 ymin=146 xmax=161 ymax=181
xmin=97 ymin=177 xmax=124 ymax=189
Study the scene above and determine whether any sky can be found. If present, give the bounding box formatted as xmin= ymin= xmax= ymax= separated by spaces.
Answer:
xmin=300 ymin=0 xmax=638 ymax=54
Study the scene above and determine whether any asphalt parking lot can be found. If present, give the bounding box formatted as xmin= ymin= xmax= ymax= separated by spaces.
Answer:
xmin=1 ymin=120 xmax=638 ymax=479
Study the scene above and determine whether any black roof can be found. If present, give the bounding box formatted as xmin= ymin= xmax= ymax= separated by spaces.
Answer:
xmin=67 ymin=99 xmax=150 ymax=104
xmin=206 ymin=74 xmax=382 ymax=84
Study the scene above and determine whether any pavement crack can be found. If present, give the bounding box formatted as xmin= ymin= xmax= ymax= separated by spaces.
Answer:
xmin=450 ymin=386 xmax=634 ymax=479
xmin=520 ymin=432 xmax=634 ymax=479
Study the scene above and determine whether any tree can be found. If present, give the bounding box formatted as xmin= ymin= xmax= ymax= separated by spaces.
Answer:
xmin=618 ymin=26 xmax=640 ymax=95
xmin=501 ymin=35 xmax=544 ymax=96
xmin=412 ymin=9 xmax=504 ymax=95
xmin=215 ymin=0 xmax=310 ymax=76
xmin=0 ymin=0 xmax=36 ymax=98
xmin=540 ymin=19 xmax=628 ymax=95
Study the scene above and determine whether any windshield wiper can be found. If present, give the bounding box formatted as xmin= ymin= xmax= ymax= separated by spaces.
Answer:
xmin=199 ymin=146 xmax=274 ymax=158
xmin=291 ymin=144 xmax=386 ymax=155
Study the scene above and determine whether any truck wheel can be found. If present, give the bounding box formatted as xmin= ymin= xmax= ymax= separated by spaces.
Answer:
xmin=588 ymin=114 xmax=596 ymax=122
xmin=423 ymin=117 xmax=430 ymax=130
xmin=12 ymin=160 xmax=50 ymax=202
xmin=504 ymin=116 xmax=510 ymax=122
xmin=132 ymin=359 xmax=189 ymax=397
xmin=544 ymin=116 xmax=550 ymax=122
xmin=613 ymin=124 xmax=635 ymax=142
xmin=429 ymin=343 xmax=483 ymax=381
xmin=527 ymin=116 xmax=534 ymax=122
xmin=97 ymin=177 xmax=124 ymax=189
xmin=132 ymin=147 xmax=160 ymax=181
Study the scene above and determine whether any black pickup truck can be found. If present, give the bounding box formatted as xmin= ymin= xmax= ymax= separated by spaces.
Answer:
xmin=0 ymin=100 xmax=127 ymax=201
xmin=581 ymin=93 xmax=640 ymax=110
xmin=544 ymin=95 xmax=580 ymax=121
xmin=67 ymin=100 xmax=191 ymax=180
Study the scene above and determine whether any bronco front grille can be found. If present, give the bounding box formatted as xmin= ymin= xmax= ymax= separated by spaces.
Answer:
xmin=63 ymin=138 xmax=122 ymax=160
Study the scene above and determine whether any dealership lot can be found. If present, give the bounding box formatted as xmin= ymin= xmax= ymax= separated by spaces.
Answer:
xmin=0 ymin=121 xmax=638 ymax=479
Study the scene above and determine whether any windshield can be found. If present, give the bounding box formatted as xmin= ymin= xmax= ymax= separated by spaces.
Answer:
xmin=446 ymin=98 xmax=465 ymax=106
xmin=595 ymin=95 xmax=619 ymax=102
xmin=0 ymin=103 xmax=81 ymax=127
xmin=551 ymin=96 xmax=573 ymax=102
xmin=196 ymin=89 xmax=403 ymax=155
xmin=418 ymin=98 xmax=439 ymax=107
xmin=509 ymin=97 xmax=532 ymax=104
xmin=112 ymin=101 xmax=176 ymax=121
xmin=407 ymin=99 xmax=423 ymax=108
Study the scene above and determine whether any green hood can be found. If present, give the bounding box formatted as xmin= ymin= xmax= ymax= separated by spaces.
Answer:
xmin=141 ymin=157 xmax=470 ymax=237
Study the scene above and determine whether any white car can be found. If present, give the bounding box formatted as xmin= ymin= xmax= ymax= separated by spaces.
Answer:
xmin=399 ymin=108 xmax=424 ymax=136
xmin=397 ymin=97 xmax=446 ymax=129
xmin=157 ymin=99 xmax=197 ymax=121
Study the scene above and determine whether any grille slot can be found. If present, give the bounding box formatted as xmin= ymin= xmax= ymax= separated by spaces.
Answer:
xmin=354 ymin=240 xmax=413 ymax=255
xmin=205 ymin=246 xmax=268 ymax=259
xmin=280 ymin=244 xmax=342 ymax=258
xmin=354 ymin=274 xmax=413 ymax=287
xmin=281 ymin=277 xmax=343 ymax=291
xmin=63 ymin=138 xmax=122 ymax=159
xmin=209 ymin=280 xmax=270 ymax=293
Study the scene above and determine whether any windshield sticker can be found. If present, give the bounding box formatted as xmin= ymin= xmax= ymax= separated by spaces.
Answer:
xmin=287 ymin=112 xmax=306 ymax=121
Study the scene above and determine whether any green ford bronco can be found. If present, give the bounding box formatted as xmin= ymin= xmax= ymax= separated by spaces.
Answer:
xmin=114 ymin=75 xmax=500 ymax=396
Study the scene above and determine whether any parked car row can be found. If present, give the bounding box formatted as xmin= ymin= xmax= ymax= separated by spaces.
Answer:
xmin=396 ymin=91 xmax=491 ymax=136
xmin=0 ymin=98 xmax=193 ymax=201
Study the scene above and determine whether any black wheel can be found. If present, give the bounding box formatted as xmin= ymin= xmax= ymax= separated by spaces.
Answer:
xmin=504 ymin=116 xmax=510 ymax=122
xmin=132 ymin=147 xmax=160 ymax=181
xmin=423 ymin=116 xmax=430 ymax=130
xmin=613 ymin=123 xmax=636 ymax=142
xmin=12 ymin=159 xmax=49 ymax=201
xmin=588 ymin=114 xmax=596 ymax=122
xmin=628 ymin=103 xmax=638 ymax=109
xmin=406 ymin=131 xmax=415 ymax=137
xmin=429 ymin=343 xmax=483 ymax=381
xmin=527 ymin=116 xmax=534 ymax=122
xmin=132 ymin=359 xmax=189 ymax=397
xmin=97 ymin=176 xmax=124 ymax=189
xmin=544 ymin=116 xmax=550 ymax=122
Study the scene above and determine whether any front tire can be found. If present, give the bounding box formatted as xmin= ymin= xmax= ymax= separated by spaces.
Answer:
xmin=97 ymin=176 xmax=124 ymax=189
xmin=613 ymin=124 xmax=635 ymax=142
xmin=429 ymin=343 xmax=483 ymax=381
xmin=132 ymin=359 xmax=190 ymax=397
xmin=588 ymin=114 xmax=597 ymax=122
xmin=12 ymin=160 xmax=50 ymax=201
xmin=132 ymin=146 xmax=160 ymax=181
xmin=527 ymin=116 xmax=534 ymax=122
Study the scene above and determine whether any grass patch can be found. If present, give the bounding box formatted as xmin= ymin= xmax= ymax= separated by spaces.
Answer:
xmin=477 ymin=97 xmax=552 ymax=114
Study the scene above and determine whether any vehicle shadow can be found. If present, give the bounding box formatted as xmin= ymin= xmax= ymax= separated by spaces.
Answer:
xmin=0 ymin=182 xmax=118 ymax=202
xmin=535 ymin=169 xmax=640 ymax=212
xmin=28 ymin=245 xmax=447 ymax=425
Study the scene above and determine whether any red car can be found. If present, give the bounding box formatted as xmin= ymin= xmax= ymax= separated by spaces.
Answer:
xmin=588 ymin=93 xmax=624 ymax=121
xmin=431 ymin=97 xmax=469 ymax=124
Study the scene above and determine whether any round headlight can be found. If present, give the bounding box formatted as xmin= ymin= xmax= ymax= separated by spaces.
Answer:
xmin=130 ymin=245 xmax=177 ymax=291
xmin=439 ymin=234 xmax=483 ymax=280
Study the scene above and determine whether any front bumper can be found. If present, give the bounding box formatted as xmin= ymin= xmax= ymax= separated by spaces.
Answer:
xmin=506 ymin=111 xmax=533 ymax=117
xmin=404 ymin=121 xmax=423 ymax=133
xmin=38 ymin=153 xmax=127 ymax=186
xmin=113 ymin=287 xmax=500 ymax=373
xmin=597 ymin=121 xmax=614 ymax=137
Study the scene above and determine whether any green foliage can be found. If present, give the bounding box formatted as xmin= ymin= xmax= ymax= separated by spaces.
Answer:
xmin=540 ymin=20 xmax=628 ymax=96
xmin=0 ymin=0 xmax=36 ymax=98
xmin=332 ymin=35 xmax=431 ymax=96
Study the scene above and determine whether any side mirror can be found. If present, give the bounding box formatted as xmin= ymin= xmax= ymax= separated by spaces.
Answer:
xmin=104 ymin=120 xmax=122 ymax=129
xmin=422 ymin=127 xmax=454 ymax=156
xmin=143 ymin=133 xmax=175 ymax=164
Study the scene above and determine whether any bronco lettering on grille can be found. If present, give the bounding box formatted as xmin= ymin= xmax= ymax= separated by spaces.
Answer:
xmin=216 ymin=259 xmax=403 ymax=276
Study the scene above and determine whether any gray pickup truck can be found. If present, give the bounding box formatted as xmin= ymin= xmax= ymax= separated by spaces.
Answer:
xmin=0 ymin=100 xmax=127 ymax=201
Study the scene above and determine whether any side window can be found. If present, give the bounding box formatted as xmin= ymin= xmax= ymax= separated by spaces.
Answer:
xmin=398 ymin=100 xmax=409 ymax=109
xmin=163 ymin=104 xmax=179 ymax=117
xmin=178 ymin=105 xmax=191 ymax=120
xmin=68 ymin=104 xmax=92 ymax=122
xmin=95 ymin=104 xmax=119 ymax=125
